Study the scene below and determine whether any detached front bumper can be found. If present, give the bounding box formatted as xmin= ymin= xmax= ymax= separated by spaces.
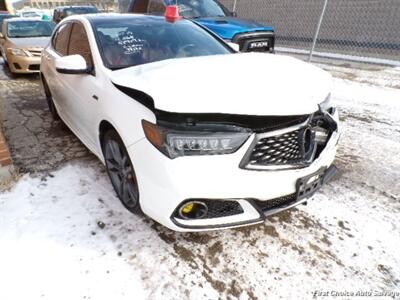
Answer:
xmin=128 ymin=109 xmax=340 ymax=232
xmin=6 ymin=54 xmax=41 ymax=74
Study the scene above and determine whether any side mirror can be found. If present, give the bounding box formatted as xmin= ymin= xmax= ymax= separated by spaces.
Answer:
xmin=55 ymin=55 xmax=90 ymax=74
xmin=230 ymin=11 xmax=237 ymax=17
xmin=227 ymin=42 xmax=240 ymax=52
xmin=0 ymin=32 xmax=4 ymax=39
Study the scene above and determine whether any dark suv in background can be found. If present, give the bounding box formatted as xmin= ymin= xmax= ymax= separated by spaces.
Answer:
xmin=128 ymin=0 xmax=275 ymax=53
xmin=53 ymin=5 xmax=99 ymax=23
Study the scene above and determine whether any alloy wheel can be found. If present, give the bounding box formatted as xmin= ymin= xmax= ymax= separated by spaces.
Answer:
xmin=104 ymin=138 xmax=140 ymax=211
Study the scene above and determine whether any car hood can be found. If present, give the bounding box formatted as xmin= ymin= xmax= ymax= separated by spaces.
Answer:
xmin=110 ymin=53 xmax=332 ymax=116
xmin=194 ymin=17 xmax=273 ymax=40
xmin=8 ymin=37 xmax=50 ymax=49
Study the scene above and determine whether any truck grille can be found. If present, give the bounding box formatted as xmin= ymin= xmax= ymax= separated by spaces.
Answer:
xmin=232 ymin=32 xmax=275 ymax=52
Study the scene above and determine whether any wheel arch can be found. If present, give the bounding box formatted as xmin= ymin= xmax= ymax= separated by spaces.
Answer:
xmin=40 ymin=72 xmax=50 ymax=96
xmin=99 ymin=120 xmax=115 ymax=146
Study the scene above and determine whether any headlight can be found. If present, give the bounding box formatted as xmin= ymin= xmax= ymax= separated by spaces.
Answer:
xmin=319 ymin=93 xmax=332 ymax=112
xmin=142 ymin=120 xmax=251 ymax=159
xmin=7 ymin=48 xmax=28 ymax=57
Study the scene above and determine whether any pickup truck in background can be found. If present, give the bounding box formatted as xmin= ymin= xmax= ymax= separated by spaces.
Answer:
xmin=128 ymin=0 xmax=275 ymax=53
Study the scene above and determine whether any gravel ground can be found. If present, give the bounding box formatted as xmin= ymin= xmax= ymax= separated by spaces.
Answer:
xmin=0 ymin=59 xmax=399 ymax=299
xmin=0 ymin=60 xmax=93 ymax=173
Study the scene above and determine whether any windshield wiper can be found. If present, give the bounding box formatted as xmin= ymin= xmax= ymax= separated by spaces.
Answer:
xmin=110 ymin=66 xmax=129 ymax=71
xmin=192 ymin=14 xmax=226 ymax=19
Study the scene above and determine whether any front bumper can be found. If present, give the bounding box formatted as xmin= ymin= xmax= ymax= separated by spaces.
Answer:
xmin=127 ymin=110 xmax=340 ymax=232
xmin=6 ymin=54 xmax=41 ymax=74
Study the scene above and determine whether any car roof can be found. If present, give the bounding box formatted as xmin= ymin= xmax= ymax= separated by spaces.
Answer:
xmin=20 ymin=10 xmax=42 ymax=13
xmin=83 ymin=13 xmax=189 ymax=23
xmin=62 ymin=13 xmax=194 ymax=29
xmin=55 ymin=5 xmax=97 ymax=9
xmin=5 ymin=17 xmax=51 ymax=23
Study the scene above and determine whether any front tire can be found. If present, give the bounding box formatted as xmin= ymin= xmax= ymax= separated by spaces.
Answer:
xmin=102 ymin=130 xmax=142 ymax=214
xmin=42 ymin=76 xmax=60 ymax=120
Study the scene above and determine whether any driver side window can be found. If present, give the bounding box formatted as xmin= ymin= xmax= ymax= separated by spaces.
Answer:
xmin=148 ymin=0 xmax=165 ymax=15
xmin=68 ymin=22 xmax=93 ymax=69
xmin=131 ymin=0 xmax=149 ymax=13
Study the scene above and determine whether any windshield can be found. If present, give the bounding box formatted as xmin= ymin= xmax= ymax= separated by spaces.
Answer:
xmin=92 ymin=16 xmax=232 ymax=70
xmin=21 ymin=12 xmax=41 ymax=18
xmin=64 ymin=6 xmax=99 ymax=16
xmin=7 ymin=20 xmax=55 ymax=38
xmin=167 ymin=0 xmax=229 ymax=18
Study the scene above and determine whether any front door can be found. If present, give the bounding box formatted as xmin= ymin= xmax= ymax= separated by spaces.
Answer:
xmin=58 ymin=21 xmax=100 ymax=152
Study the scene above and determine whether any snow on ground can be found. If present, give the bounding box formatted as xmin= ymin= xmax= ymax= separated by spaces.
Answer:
xmin=0 ymin=68 xmax=400 ymax=300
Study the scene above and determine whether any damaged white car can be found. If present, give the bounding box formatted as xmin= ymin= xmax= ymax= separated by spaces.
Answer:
xmin=40 ymin=13 xmax=340 ymax=231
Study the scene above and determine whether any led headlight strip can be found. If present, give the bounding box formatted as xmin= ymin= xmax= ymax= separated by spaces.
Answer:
xmin=142 ymin=120 xmax=251 ymax=159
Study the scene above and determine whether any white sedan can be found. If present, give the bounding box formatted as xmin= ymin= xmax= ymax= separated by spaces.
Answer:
xmin=40 ymin=13 xmax=340 ymax=232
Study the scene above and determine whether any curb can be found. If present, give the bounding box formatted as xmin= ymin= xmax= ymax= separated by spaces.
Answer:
xmin=0 ymin=128 xmax=14 ymax=181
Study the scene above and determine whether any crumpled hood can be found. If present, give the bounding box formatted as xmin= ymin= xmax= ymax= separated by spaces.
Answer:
xmin=110 ymin=53 xmax=332 ymax=116
xmin=195 ymin=17 xmax=273 ymax=40
xmin=8 ymin=37 xmax=50 ymax=49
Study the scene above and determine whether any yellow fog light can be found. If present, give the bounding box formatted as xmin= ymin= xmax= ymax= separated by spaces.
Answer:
xmin=182 ymin=203 xmax=194 ymax=214
xmin=178 ymin=201 xmax=208 ymax=219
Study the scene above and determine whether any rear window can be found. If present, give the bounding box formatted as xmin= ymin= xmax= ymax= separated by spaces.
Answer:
xmin=64 ymin=6 xmax=99 ymax=16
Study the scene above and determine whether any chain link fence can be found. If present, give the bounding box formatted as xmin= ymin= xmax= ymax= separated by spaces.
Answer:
xmin=219 ymin=0 xmax=400 ymax=66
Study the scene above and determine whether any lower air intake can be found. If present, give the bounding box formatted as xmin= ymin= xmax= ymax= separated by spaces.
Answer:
xmin=253 ymin=193 xmax=297 ymax=212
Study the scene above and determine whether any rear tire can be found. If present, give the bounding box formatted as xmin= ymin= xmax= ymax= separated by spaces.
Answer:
xmin=102 ymin=130 xmax=142 ymax=215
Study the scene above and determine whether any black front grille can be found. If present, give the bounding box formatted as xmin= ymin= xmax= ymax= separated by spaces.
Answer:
xmin=241 ymin=112 xmax=336 ymax=170
xmin=250 ymin=130 xmax=303 ymax=165
xmin=28 ymin=50 xmax=42 ymax=57
xmin=253 ymin=193 xmax=297 ymax=212
xmin=173 ymin=199 xmax=244 ymax=220
xmin=28 ymin=64 xmax=40 ymax=71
